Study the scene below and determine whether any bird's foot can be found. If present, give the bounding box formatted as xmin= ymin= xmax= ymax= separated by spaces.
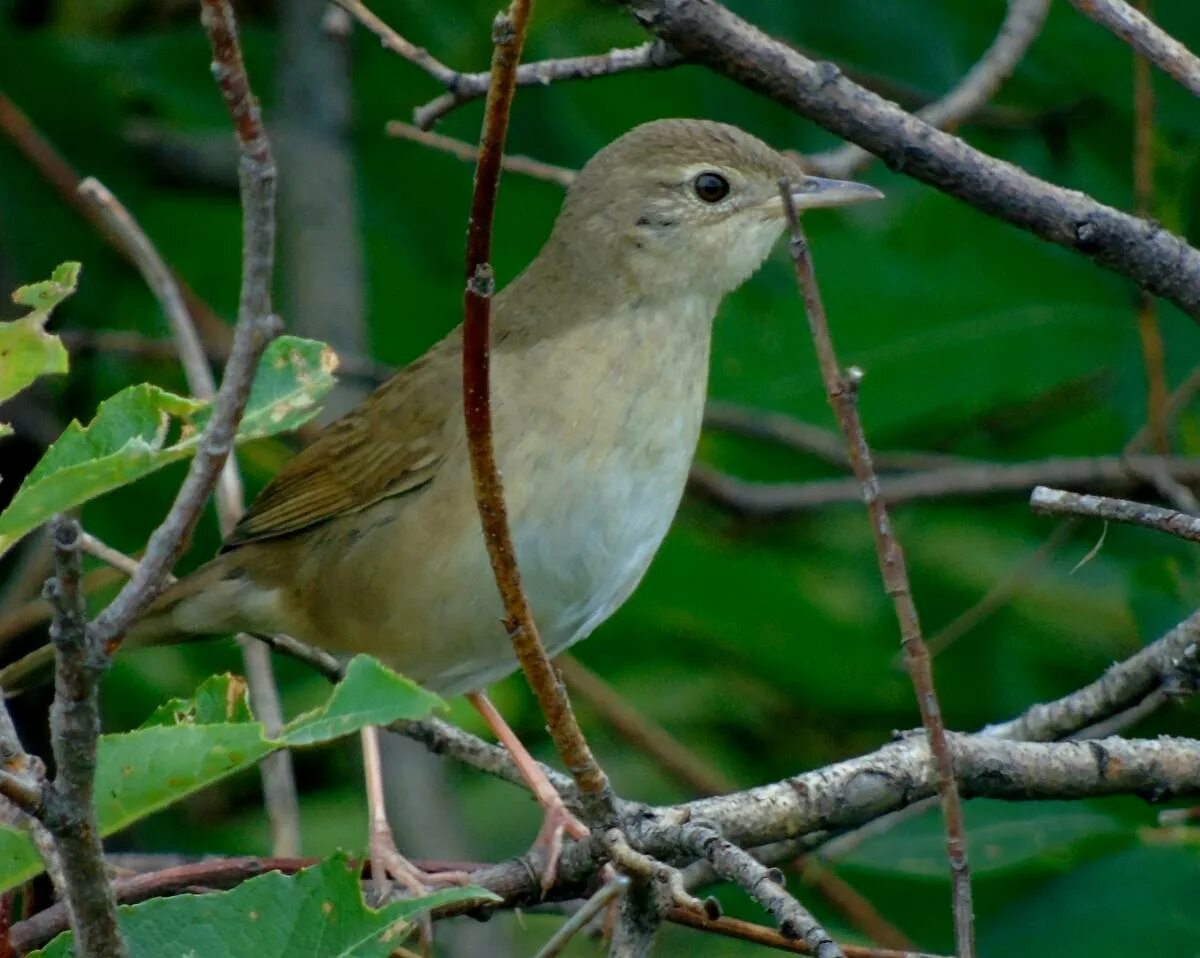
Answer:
xmin=367 ymin=819 xmax=472 ymax=902
xmin=528 ymin=794 xmax=591 ymax=894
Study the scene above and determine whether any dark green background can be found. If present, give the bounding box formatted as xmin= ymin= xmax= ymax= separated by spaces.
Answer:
xmin=1 ymin=1 xmax=1198 ymax=954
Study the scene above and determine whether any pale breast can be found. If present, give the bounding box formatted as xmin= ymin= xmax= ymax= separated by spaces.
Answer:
xmin=294 ymin=295 xmax=716 ymax=696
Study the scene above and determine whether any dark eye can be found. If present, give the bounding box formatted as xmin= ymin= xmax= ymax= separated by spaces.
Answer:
xmin=693 ymin=172 xmax=730 ymax=203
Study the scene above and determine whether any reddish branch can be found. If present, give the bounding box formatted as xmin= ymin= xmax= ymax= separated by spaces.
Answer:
xmin=459 ymin=1 xmax=614 ymax=817
xmin=778 ymin=186 xmax=974 ymax=958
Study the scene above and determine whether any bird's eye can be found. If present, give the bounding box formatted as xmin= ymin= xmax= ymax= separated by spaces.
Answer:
xmin=693 ymin=172 xmax=730 ymax=203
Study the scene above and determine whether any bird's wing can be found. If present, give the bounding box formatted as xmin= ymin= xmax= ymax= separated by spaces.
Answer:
xmin=224 ymin=332 xmax=462 ymax=548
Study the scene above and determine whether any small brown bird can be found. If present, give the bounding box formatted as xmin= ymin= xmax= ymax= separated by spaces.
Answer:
xmin=119 ymin=119 xmax=881 ymax=690
xmin=3 ymin=118 xmax=880 ymax=883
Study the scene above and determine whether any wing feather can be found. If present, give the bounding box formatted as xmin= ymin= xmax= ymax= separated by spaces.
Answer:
xmin=224 ymin=331 xmax=461 ymax=548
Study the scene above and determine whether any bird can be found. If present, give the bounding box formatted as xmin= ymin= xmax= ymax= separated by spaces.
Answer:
xmin=3 ymin=117 xmax=881 ymax=887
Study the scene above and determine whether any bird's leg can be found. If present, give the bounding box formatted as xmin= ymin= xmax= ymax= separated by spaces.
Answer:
xmin=360 ymin=724 xmax=472 ymax=903
xmin=466 ymin=691 xmax=590 ymax=892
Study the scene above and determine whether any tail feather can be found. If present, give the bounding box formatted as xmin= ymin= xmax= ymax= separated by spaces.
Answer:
xmin=1 ymin=552 xmax=261 ymax=695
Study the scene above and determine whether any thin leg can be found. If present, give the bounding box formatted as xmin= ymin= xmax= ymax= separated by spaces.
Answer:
xmin=466 ymin=691 xmax=589 ymax=891
xmin=360 ymin=724 xmax=470 ymax=901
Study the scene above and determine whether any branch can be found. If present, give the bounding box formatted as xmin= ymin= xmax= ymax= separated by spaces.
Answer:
xmin=90 ymin=0 xmax=282 ymax=649
xmin=459 ymin=1 xmax=615 ymax=821
xmin=810 ymin=0 xmax=1051 ymax=178
xmin=703 ymin=401 xmax=964 ymax=473
xmin=385 ymin=120 xmax=576 ymax=187
xmin=777 ymin=188 xmax=973 ymax=957
xmin=40 ymin=517 xmax=127 ymax=957
xmin=667 ymin=910 xmax=946 ymax=958
xmin=689 ymin=454 xmax=1200 ymax=517
xmin=685 ymin=823 xmax=839 ymax=957
xmin=988 ymin=607 xmax=1200 ymax=741
xmin=1067 ymin=0 xmax=1200 ymax=96
xmin=412 ymin=40 xmax=682 ymax=129
xmin=1031 ymin=486 xmax=1200 ymax=541
xmin=71 ymin=4 xmax=301 ymax=858
xmin=618 ymin=0 xmax=1200 ymax=320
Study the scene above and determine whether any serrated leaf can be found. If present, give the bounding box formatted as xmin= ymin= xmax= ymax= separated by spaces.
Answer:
xmin=281 ymin=655 xmax=444 ymax=747
xmin=31 ymin=854 xmax=498 ymax=958
xmin=0 ymin=335 xmax=336 ymax=559
xmin=0 ymin=263 xmax=77 ymax=427
xmin=0 ymin=656 xmax=441 ymax=893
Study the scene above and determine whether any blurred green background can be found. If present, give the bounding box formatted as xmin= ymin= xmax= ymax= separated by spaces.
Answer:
xmin=1 ymin=0 xmax=1199 ymax=955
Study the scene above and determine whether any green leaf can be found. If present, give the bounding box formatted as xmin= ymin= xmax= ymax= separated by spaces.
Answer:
xmin=839 ymin=801 xmax=1130 ymax=879
xmin=281 ymin=655 xmax=444 ymax=747
xmin=0 ymin=656 xmax=441 ymax=893
xmin=0 ymin=262 xmax=77 ymax=422
xmin=31 ymin=854 xmax=497 ymax=958
xmin=0 ymin=335 xmax=336 ymax=559
xmin=979 ymin=842 xmax=1200 ymax=956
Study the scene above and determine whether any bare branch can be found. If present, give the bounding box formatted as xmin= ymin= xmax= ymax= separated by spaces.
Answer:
xmin=1067 ymin=0 xmax=1200 ymax=96
xmin=41 ymin=517 xmax=127 ymax=958
xmin=71 ymin=2 xmax=301 ymax=856
xmin=414 ymin=41 xmax=682 ymax=129
xmin=91 ymin=0 xmax=281 ymax=649
xmin=810 ymin=0 xmax=1051 ymax=178
xmin=686 ymin=822 xmax=840 ymax=957
xmin=689 ymin=454 xmax=1200 ymax=517
xmin=778 ymin=187 xmax=973 ymax=956
xmin=617 ymin=0 xmax=1200 ymax=320
xmin=385 ymin=120 xmax=576 ymax=187
xmin=460 ymin=1 xmax=614 ymax=820
xmin=1031 ymin=486 xmax=1200 ymax=541
xmin=988 ymin=607 xmax=1200 ymax=741
xmin=667 ymin=909 xmax=947 ymax=958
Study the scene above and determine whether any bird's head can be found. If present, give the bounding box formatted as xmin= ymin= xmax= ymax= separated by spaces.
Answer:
xmin=548 ymin=118 xmax=882 ymax=302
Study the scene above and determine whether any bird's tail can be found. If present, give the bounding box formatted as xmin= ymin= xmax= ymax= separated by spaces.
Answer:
xmin=0 ymin=552 xmax=251 ymax=695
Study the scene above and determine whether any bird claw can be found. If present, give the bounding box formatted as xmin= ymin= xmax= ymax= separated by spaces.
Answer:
xmin=367 ymin=820 xmax=471 ymax=903
xmin=529 ymin=798 xmax=590 ymax=894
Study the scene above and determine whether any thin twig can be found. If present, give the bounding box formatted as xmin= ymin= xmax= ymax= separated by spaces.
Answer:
xmin=986 ymin=606 xmax=1200 ymax=741
xmin=532 ymin=875 xmax=628 ymax=958
xmin=74 ymin=6 xmax=301 ymax=857
xmin=689 ymin=454 xmax=1200 ymax=516
xmin=778 ymin=184 xmax=973 ymax=958
xmin=413 ymin=41 xmax=681 ymax=129
xmin=667 ymin=909 xmax=946 ymax=958
xmin=683 ymin=822 xmax=841 ymax=957
xmin=1030 ymin=486 xmax=1200 ymax=541
xmin=385 ymin=120 xmax=576 ymax=187
xmin=809 ymin=0 xmax=1051 ymax=178
xmin=41 ymin=517 xmax=127 ymax=957
xmin=1067 ymin=0 xmax=1200 ymax=96
xmin=703 ymin=402 xmax=965 ymax=473
xmin=460 ymin=0 xmax=614 ymax=821
xmin=90 ymin=0 xmax=282 ymax=650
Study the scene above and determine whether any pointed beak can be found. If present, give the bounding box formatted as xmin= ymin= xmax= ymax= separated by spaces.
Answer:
xmin=784 ymin=175 xmax=884 ymax=212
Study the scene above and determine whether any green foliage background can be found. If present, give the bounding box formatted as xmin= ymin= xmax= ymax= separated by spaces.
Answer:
xmin=1 ymin=0 xmax=1199 ymax=954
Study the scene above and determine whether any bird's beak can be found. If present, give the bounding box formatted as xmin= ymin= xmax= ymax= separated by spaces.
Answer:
xmin=784 ymin=175 xmax=884 ymax=212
